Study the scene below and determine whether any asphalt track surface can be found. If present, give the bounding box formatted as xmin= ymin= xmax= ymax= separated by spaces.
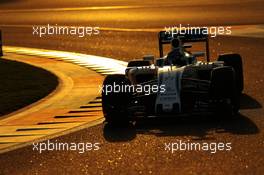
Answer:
xmin=0 ymin=1 xmax=264 ymax=174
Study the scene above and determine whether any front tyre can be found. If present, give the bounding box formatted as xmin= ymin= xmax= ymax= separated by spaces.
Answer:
xmin=102 ymin=74 xmax=131 ymax=125
xmin=218 ymin=53 xmax=244 ymax=94
xmin=210 ymin=66 xmax=240 ymax=116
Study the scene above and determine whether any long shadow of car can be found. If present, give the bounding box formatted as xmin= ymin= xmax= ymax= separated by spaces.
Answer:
xmin=103 ymin=93 xmax=261 ymax=142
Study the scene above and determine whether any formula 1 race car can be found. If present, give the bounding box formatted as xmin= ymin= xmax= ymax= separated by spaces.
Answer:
xmin=102 ymin=28 xmax=244 ymax=124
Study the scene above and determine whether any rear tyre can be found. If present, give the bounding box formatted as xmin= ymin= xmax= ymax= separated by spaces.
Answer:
xmin=218 ymin=53 xmax=244 ymax=94
xmin=102 ymin=74 xmax=131 ymax=125
xmin=210 ymin=66 xmax=239 ymax=116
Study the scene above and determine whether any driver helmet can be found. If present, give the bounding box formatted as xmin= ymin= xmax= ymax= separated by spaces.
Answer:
xmin=171 ymin=37 xmax=182 ymax=49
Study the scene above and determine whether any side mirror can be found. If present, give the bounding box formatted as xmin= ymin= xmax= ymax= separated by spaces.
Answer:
xmin=183 ymin=43 xmax=192 ymax=49
xmin=193 ymin=51 xmax=205 ymax=57
xmin=143 ymin=55 xmax=154 ymax=64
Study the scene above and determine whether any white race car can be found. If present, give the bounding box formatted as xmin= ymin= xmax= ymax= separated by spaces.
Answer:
xmin=102 ymin=29 xmax=243 ymax=124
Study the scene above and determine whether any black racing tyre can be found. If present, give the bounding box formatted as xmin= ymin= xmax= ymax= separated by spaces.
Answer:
xmin=218 ymin=53 xmax=244 ymax=94
xmin=210 ymin=66 xmax=240 ymax=116
xmin=102 ymin=74 xmax=131 ymax=125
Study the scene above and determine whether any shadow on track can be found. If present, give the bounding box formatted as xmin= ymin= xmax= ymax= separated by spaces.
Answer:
xmin=103 ymin=114 xmax=259 ymax=142
xmin=240 ymin=93 xmax=262 ymax=109
xmin=103 ymin=93 xmax=260 ymax=142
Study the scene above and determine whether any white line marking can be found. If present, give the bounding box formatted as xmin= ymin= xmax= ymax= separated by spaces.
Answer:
xmin=0 ymin=5 xmax=145 ymax=13
xmin=3 ymin=46 xmax=128 ymax=75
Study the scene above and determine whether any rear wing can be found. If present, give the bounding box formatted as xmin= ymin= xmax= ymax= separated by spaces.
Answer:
xmin=158 ymin=28 xmax=210 ymax=62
